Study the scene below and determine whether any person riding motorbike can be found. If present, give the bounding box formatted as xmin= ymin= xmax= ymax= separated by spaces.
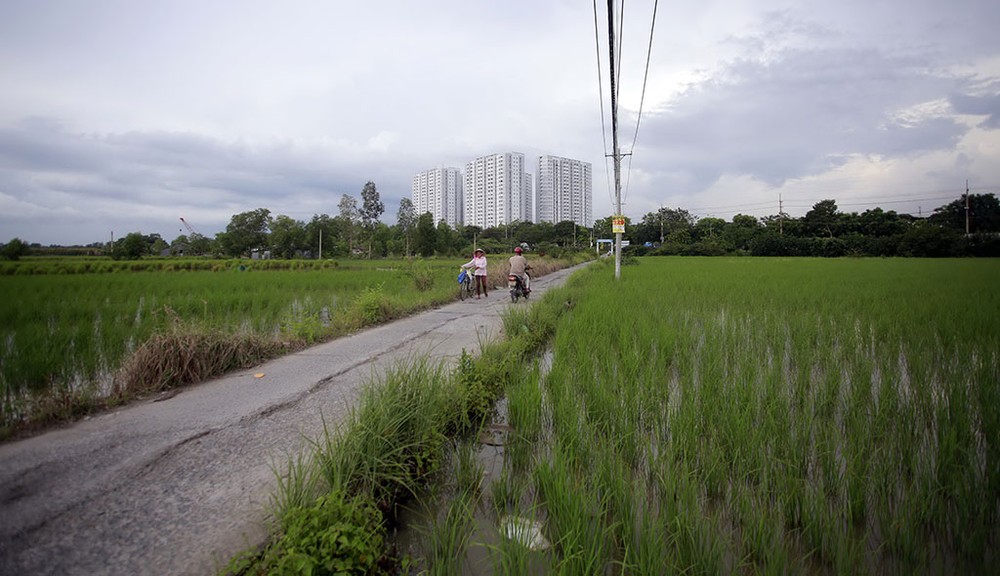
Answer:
xmin=508 ymin=246 xmax=530 ymax=294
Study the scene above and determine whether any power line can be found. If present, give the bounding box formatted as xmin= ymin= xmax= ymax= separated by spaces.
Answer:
xmin=593 ymin=0 xmax=615 ymax=210
xmin=622 ymin=0 xmax=658 ymax=207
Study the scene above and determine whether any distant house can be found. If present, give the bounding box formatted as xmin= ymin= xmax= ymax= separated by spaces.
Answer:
xmin=165 ymin=242 xmax=189 ymax=257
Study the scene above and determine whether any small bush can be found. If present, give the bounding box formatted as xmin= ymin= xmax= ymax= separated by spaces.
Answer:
xmin=350 ymin=284 xmax=392 ymax=327
xmin=407 ymin=260 xmax=435 ymax=291
xmin=231 ymin=491 xmax=393 ymax=576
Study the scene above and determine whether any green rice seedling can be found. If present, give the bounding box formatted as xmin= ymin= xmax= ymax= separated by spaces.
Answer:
xmin=420 ymin=489 xmax=478 ymax=576
xmin=505 ymin=365 xmax=543 ymax=445
xmin=452 ymin=438 xmax=486 ymax=499
xmin=494 ymin=257 xmax=999 ymax=574
xmin=533 ymin=441 xmax=616 ymax=574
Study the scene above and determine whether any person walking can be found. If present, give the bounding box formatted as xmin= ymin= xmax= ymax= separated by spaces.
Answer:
xmin=462 ymin=248 xmax=489 ymax=299
xmin=508 ymin=246 xmax=530 ymax=293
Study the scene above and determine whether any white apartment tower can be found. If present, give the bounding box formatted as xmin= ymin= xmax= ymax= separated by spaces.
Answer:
xmin=412 ymin=167 xmax=463 ymax=227
xmin=464 ymin=152 xmax=533 ymax=228
xmin=536 ymin=155 xmax=592 ymax=227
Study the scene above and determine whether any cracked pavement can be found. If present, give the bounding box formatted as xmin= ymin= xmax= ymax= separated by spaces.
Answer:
xmin=0 ymin=264 xmax=584 ymax=575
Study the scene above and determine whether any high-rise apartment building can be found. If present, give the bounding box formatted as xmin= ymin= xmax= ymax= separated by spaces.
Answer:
xmin=536 ymin=155 xmax=592 ymax=227
xmin=464 ymin=152 xmax=533 ymax=228
xmin=412 ymin=167 xmax=463 ymax=227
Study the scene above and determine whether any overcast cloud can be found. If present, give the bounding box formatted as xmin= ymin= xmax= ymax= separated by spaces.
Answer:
xmin=1 ymin=0 xmax=998 ymax=245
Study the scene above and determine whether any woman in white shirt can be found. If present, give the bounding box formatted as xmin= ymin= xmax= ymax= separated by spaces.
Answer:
xmin=462 ymin=248 xmax=489 ymax=299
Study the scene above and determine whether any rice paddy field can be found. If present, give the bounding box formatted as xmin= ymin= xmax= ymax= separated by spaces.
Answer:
xmin=411 ymin=257 xmax=999 ymax=574
xmin=0 ymin=258 xmax=462 ymax=430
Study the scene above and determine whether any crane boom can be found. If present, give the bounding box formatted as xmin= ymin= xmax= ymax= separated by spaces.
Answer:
xmin=179 ymin=217 xmax=200 ymax=236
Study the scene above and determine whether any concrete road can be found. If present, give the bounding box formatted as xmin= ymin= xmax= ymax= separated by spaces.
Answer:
xmin=0 ymin=264 xmax=585 ymax=575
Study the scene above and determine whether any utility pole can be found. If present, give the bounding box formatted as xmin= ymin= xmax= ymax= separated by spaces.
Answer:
xmin=319 ymin=229 xmax=323 ymax=260
xmin=779 ymin=194 xmax=784 ymax=235
xmin=965 ymin=179 xmax=970 ymax=235
xmin=607 ymin=0 xmax=623 ymax=280
xmin=660 ymin=206 xmax=664 ymax=244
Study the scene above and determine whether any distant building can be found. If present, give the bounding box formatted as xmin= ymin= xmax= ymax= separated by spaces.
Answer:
xmin=412 ymin=167 xmax=463 ymax=227
xmin=536 ymin=155 xmax=592 ymax=227
xmin=464 ymin=152 xmax=533 ymax=228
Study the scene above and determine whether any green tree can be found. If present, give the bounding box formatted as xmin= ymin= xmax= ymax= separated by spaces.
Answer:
xmin=553 ymin=220 xmax=578 ymax=247
xmin=269 ymin=214 xmax=307 ymax=259
xmin=436 ymin=220 xmax=457 ymax=255
xmin=112 ymin=232 xmax=149 ymax=260
xmin=898 ymin=221 xmax=963 ymax=257
xmin=693 ymin=217 xmax=726 ymax=241
xmin=929 ymin=193 xmax=1000 ymax=233
xmin=0 ymin=237 xmax=29 ymax=261
xmin=396 ymin=198 xmax=417 ymax=257
xmin=305 ymin=214 xmax=341 ymax=258
xmin=148 ymin=234 xmax=169 ymax=256
xmin=859 ymin=208 xmax=910 ymax=237
xmin=722 ymin=214 xmax=762 ymax=252
xmin=338 ymin=194 xmax=359 ymax=255
xmin=359 ymin=181 xmax=384 ymax=258
xmin=187 ymin=233 xmax=214 ymax=256
xmin=414 ymin=212 xmax=437 ymax=257
xmin=371 ymin=222 xmax=392 ymax=257
xmin=803 ymin=199 xmax=840 ymax=237
xmin=219 ymin=208 xmax=272 ymax=257
xmin=656 ymin=208 xmax=696 ymax=244
xmin=592 ymin=217 xmax=612 ymax=240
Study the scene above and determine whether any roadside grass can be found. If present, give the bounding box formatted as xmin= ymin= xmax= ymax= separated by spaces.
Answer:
xmin=0 ymin=256 xmax=579 ymax=440
xmin=226 ymin=263 xmax=575 ymax=575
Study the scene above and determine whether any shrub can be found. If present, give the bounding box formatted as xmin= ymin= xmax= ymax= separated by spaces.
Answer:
xmin=350 ymin=284 xmax=392 ymax=327
xmin=245 ymin=491 xmax=392 ymax=576
xmin=407 ymin=260 xmax=435 ymax=291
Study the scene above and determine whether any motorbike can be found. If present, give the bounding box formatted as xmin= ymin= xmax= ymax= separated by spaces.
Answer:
xmin=508 ymin=274 xmax=529 ymax=302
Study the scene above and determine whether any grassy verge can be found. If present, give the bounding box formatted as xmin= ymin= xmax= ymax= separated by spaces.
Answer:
xmin=225 ymin=270 xmax=571 ymax=574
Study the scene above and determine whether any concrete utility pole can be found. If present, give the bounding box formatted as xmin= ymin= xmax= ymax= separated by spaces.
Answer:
xmin=965 ymin=180 xmax=970 ymax=235
xmin=608 ymin=0 xmax=623 ymax=280
xmin=779 ymin=194 xmax=784 ymax=235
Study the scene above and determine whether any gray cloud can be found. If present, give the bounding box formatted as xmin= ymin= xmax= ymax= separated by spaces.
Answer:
xmin=1 ymin=0 xmax=999 ymax=243
xmin=950 ymin=90 xmax=1000 ymax=129
xmin=628 ymin=8 xmax=987 ymax=205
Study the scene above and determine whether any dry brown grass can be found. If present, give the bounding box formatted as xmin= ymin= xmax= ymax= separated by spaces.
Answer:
xmin=486 ymin=257 xmax=568 ymax=288
xmin=112 ymin=332 xmax=300 ymax=401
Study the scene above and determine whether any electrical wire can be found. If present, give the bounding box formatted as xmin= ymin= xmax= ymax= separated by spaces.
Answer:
xmin=622 ymin=0 xmax=659 ymax=207
xmin=593 ymin=0 xmax=615 ymax=209
xmin=616 ymin=0 xmax=625 ymax=101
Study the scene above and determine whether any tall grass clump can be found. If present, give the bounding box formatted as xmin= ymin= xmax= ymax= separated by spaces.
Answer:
xmin=230 ymin=360 xmax=456 ymax=574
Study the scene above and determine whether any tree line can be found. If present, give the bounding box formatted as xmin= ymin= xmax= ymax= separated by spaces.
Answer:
xmin=3 ymin=190 xmax=998 ymax=261
xmin=612 ymin=193 xmax=1000 ymax=258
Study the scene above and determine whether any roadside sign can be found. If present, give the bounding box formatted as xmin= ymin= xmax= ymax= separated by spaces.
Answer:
xmin=612 ymin=216 xmax=625 ymax=234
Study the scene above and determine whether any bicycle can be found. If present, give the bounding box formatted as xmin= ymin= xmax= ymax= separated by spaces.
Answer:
xmin=458 ymin=267 xmax=475 ymax=300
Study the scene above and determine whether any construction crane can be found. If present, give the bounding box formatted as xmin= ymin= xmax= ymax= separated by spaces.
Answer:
xmin=179 ymin=217 xmax=200 ymax=237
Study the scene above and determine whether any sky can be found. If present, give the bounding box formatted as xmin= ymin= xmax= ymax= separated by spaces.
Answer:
xmin=1 ymin=0 xmax=999 ymax=246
